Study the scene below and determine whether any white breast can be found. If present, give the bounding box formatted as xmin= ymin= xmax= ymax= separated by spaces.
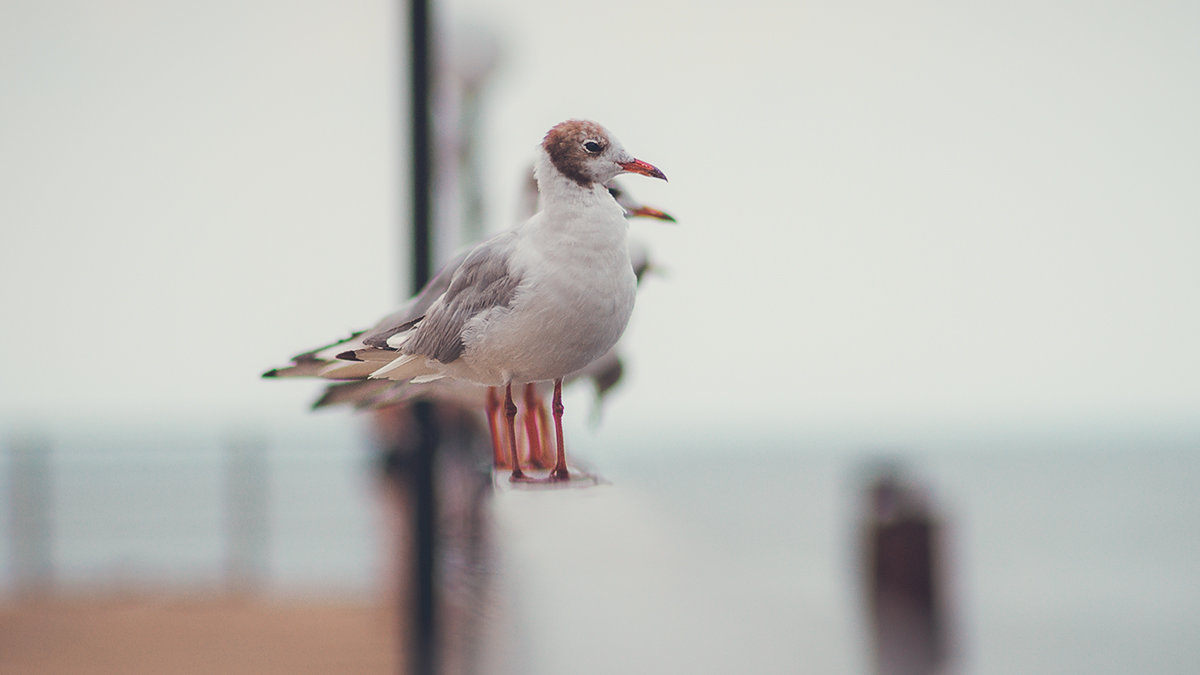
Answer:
xmin=456 ymin=201 xmax=637 ymax=385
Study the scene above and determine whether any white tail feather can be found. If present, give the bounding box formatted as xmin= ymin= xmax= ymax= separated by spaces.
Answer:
xmin=370 ymin=353 xmax=439 ymax=382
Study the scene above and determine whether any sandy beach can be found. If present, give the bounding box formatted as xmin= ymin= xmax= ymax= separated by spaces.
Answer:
xmin=0 ymin=594 xmax=396 ymax=674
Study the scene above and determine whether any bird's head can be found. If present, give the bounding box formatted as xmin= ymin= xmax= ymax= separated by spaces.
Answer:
xmin=542 ymin=119 xmax=667 ymax=188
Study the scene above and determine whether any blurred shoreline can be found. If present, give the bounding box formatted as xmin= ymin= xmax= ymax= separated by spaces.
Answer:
xmin=2 ymin=421 xmax=1196 ymax=673
xmin=0 ymin=594 xmax=394 ymax=675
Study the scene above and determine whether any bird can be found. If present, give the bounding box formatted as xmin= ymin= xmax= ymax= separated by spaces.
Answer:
xmin=261 ymin=176 xmax=671 ymax=383
xmin=271 ymin=234 xmax=666 ymax=474
xmin=265 ymin=120 xmax=668 ymax=482
xmin=264 ymin=181 xmax=672 ymax=473
xmin=263 ymin=180 xmax=671 ymax=408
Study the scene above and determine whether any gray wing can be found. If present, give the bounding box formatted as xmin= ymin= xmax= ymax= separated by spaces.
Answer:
xmin=399 ymin=232 xmax=523 ymax=364
xmin=360 ymin=248 xmax=472 ymax=348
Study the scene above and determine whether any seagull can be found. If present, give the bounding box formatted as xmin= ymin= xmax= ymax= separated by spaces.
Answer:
xmin=266 ymin=120 xmax=668 ymax=481
xmin=263 ymin=181 xmax=671 ymax=406
xmin=264 ymin=181 xmax=672 ymax=473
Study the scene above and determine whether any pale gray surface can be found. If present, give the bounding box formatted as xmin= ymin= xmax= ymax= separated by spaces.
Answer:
xmin=481 ymin=436 xmax=1199 ymax=675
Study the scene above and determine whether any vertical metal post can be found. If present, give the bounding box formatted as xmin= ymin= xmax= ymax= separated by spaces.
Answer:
xmin=407 ymin=0 xmax=438 ymax=673
xmin=409 ymin=0 xmax=433 ymax=292
xmin=224 ymin=430 xmax=268 ymax=594
xmin=7 ymin=432 xmax=54 ymax=596
xmin=408 ymin=400 xmax=439 ymax=675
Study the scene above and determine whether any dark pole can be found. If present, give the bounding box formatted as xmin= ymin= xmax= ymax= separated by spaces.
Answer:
xmin=407 ymin=0 xmax=438 ymax=673
xmin=408 ymin=399 xmax=439 ymax=675
xmin=409 ymin=0 xmax=433 ymax=292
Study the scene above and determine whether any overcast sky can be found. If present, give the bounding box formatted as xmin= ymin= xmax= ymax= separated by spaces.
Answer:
xmin=2 ymin=0 xmax=1198 ymax=443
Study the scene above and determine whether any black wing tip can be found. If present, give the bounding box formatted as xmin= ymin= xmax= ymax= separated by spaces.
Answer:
xmin=336 ymin=350 xmax=362 ymax=362
xmin=261 ymin=368 xmax=280 ymax=379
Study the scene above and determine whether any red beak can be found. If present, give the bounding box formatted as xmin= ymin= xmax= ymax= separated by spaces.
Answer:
xmin=619 ymin=159 xmax=668 ymax=182
xmin=630 ymin=206 xmax=677 ymax=223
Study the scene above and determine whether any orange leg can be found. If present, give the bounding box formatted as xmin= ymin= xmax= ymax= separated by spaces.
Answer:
xmin=505 ymin=382 xmax=527 ymax=481
xmin=537 ymin=393 xmax=554 ymax=467
xmin=523 ymin=383 xmax=553 ymax=469
xmin=549 ymin=378 xmax=570 ymax=481
xmin=485 ymin=386 xmax=508 ymax=469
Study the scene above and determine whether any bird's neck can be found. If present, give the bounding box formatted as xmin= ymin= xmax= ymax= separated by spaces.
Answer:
xmin=524 ymin=164 xmax=627 ymax=262
xmin=533 ymin=151 xmax=614 ymax=217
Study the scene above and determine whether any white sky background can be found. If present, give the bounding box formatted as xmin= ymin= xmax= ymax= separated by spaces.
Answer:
xmin=2 ymin=1 xmax=1198 ymax=440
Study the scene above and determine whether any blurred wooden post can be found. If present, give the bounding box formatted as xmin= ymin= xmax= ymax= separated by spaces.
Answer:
xmin=862 ymin=466 xmax=949 ymax=675
xmin=7 ymin=432 xmax=54 ymax=595
xmin=224 ymin=430 xmax=268 ymax=594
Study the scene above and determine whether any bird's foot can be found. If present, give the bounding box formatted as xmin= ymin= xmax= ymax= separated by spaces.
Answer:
xmin=494 ymin=465 xmax=604 ymax=489
xmin=508 ymin=469 xmax=537 ymax=483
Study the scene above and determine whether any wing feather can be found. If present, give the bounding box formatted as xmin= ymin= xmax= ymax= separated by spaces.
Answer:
xmin=397 ymin=233 xmax=523 ymax=364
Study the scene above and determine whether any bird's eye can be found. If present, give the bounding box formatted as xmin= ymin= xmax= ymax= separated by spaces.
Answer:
xmin=583 ymin=140 xmax=603 ymax=154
